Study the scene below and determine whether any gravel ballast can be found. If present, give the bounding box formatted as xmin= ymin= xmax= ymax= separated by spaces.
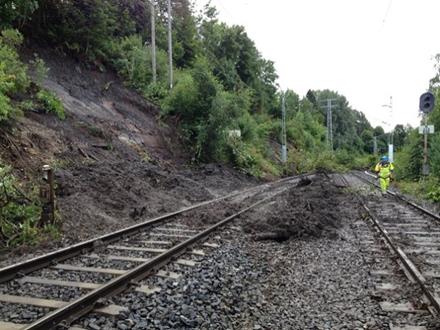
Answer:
xmin=70 ymin=174 xmax=440 ymax=329
xmin=3 ymin=174 xmax=440 ymax=329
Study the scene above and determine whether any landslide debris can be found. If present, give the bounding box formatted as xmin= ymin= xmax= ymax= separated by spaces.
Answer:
xmin=0 ymin=46 xmax=257 ymax=265
xmin=243 ymin=174 xmax=356 ymax=241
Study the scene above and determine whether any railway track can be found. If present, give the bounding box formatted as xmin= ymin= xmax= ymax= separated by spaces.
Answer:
xmin=0 ymin=174 xmax=309 ymax=330
xmin=344 ymin=172 xmax=440 ymax=329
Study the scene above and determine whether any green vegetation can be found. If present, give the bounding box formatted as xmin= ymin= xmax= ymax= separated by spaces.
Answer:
xmin=0 ymin=1 xmax=380 ymax=177
xmin=30 ymin=53 xmax=49 ymax=87
xmin=0 ymin=28 xmax=65 ymax=122
xmin=0 ymin=27 xmax=65 ymax=248
xmin=0 ymin=163 xmax=42 ymax=248
xmin=389 ymin=55 xmax=440 ymax=204
xmin=0 ymin=29 xmax=30 ymax=120
xmin=36 ymin=89 xmax=65 ymax=119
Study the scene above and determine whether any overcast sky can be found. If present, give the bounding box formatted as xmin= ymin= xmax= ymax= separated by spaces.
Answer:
xmin=193 ymin=0 xmax=440 ymax=131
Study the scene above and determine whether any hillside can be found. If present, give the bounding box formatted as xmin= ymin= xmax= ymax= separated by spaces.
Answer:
xmin=0 ymin=45 xmax=256 ymax=262
xmin=0 ymin=0 xmax=379 ymax=256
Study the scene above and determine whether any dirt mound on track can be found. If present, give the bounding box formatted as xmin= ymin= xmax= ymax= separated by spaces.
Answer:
xmin=243 ymin=174 xmax=357 ymax=241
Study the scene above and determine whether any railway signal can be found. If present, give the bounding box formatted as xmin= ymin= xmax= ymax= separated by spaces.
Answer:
xmin=419 ymin=92 xmax=435 ymax=114
xmin=419 ymin=92 xmax=436 ymax=175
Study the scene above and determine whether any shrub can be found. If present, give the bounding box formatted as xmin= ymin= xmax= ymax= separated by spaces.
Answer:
xmin=1 ymin=28 xmax=24 ymax=48
xmin=36 ymin=90 xmax=65 ymax=120
xmin=19 ymin=100 xmax=35 ymax=112
xmin=427 ymin=186 xmax=440 ymax=203
xmin=162 ymin=59 xmax=223 ymax=159
xmin=29 ymin=54 xmax=49 ymax=87
xmin=0 ymin=29 xmax=30 ymax=121
xmin=0 ymin=93 xmax=13 ymax=121
xmin=162 ymin=70 xmax=198 ymax=118
xmin=288 ymin=149 xmax=346 ymax=174
xmin=0 ymin=30 xmax=29 ymax=93
xmin=430 ymin=133 xmax=440 ymax=177
xmin=143 ymin=82 xmax=168 ymax=104
xmin=0 ymin=164 xmax=42 ymax=248
xmin=106 ymin=35 xmax=169 ymax=93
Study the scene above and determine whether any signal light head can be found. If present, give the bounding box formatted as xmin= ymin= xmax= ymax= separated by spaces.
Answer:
xmin=419 ymin=92 xmax=435 ymax=113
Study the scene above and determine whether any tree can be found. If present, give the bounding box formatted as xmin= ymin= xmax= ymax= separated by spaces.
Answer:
xmin=284 ymin=89 xmax=300 ymax=118
xmin=306 ymin=90 xmax=317 ymax=108
xmin=393 ymin=124 xmax=408 ymax=151
xmin=361 ymin=130 xmax=374 ymax=153
xmin=430 ymin=133 xmax=440 ymax=177
xmin=0 ymin=0 xmax=38 ymax=28
xmin=406 ymin=132 xmax=423 ymax=179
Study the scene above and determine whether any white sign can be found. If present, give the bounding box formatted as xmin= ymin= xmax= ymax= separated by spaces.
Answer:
xmin=388 ymin=144 xmax=394 ymax=163
xmin=228 ymin=130 xmax=241 ymax=138
xmin=419 ymin=125 xmax=435 ymax=134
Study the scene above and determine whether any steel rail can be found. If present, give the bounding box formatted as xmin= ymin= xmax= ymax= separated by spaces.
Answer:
xmin=23 ymin=176 xmax=301 ymax=329
xmin=0 ymin=173 xmax=308 ymax=283
xmin=342 ymin=174 xmax=440 ymax=315
xmin=353 ymin=171 xmax=440 ymax=222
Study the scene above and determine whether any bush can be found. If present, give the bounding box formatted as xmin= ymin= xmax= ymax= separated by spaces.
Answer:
xmin=162 ymin=58 xmax=223 ymax=160
xmin=430 ymin=133 xmax=440 ymax=177
xmin=143 ymin=82 xmax=168 ymax=104
xmin=162 ymin=70 xmax=198 ymax=118
xmin=395 ymin=176 xmax=440 ymax=204
xmin=0 ymin=164 xmax=42 ymax=248
xmin=29 ymin=54 xmax=49 ymax=87
xmin=106 ymin=35 xmax=169 ymax=93
xmin=0 ymin=30 xmax=28 ymax=93
xmin=396 ymin=130 xmax=423 ymax=180
xmin=225 ymin=137 xmax=280 ymax=178
xmin=427 ymin=186 xmax=440 ymax=203
xmin=0 ymin=29 xmax=30 ymax=121
xmin=0 ymin=93 xmax=13 ymax=120
xmin=288 ymin=149 xmax=346 ymax=174
xmin=36 ymin=90 xmax=65 ymax=120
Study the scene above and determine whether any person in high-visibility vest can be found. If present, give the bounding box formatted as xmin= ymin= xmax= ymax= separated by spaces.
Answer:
xmin=374 ymin=155 xmax=394 ymax=194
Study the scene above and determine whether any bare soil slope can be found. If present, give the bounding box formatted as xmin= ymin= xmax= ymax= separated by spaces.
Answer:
xmin=0 ymin=47 xmax=256 ymax=261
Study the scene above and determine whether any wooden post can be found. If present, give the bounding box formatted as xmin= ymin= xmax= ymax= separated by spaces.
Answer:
xmin=48 ymin=166 xmax=55 ymax=225
xmin=39 ymin=165 xmax=55 ymax=227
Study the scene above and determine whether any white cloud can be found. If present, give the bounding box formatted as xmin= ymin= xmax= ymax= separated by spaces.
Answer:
xmin=193 ymin=0 xmax=440 ymax=131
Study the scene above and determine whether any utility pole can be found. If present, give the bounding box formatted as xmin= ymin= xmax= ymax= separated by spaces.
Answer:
xmin=321 ymin=99 xmax=337 ymax=150
xmin=150 ymin=1 xmax=157 ymax=83
xmin=167 ymin=0 xmax=173 ymax=89
xmin=382 ymin=96 xmax=394 ymax=162
xmin=281 ymin=93 xmax=287 ymax=163
xmin=423 ymin=113 xmax=429 ymax=175
xmin=389 ymin=96 xmax=394 ymax=162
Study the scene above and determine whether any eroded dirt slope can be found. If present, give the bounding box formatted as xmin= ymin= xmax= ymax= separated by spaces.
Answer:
xmin=0 ymin=47 xmax=256 ymax=261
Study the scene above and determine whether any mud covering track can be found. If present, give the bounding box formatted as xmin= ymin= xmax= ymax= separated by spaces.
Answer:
xmin=65 ymin=173 xmax=428 ymax=329
xmin=243 ymin=174 xmax=352 ymax=241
